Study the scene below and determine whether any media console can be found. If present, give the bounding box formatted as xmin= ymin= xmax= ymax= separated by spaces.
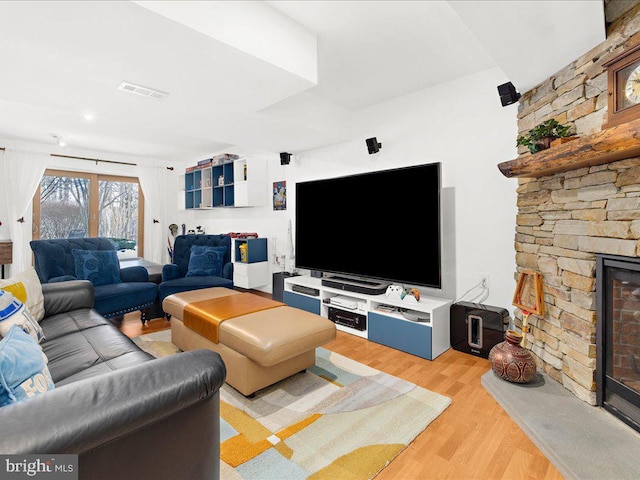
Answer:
xmin=283 ymin=276 xmax=452 ymax=360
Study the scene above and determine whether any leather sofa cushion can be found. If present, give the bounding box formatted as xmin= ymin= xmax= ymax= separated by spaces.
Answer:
xmin=40 ymin=308 xmax=152 ymax=385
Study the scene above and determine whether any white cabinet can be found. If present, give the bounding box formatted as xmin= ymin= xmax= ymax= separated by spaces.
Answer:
xmin=233 ymin=158 xmax=267 ymax=207
xmin=283 ymin=276 xmax=452 ymax=360
xmin=232 ymin=238 xmax=268 ymax=288
xmin=234 ymin=262 xmax=269 ymax=289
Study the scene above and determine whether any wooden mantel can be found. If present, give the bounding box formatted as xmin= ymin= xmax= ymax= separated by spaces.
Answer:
xmin=498 ymin=117 xmax=640 ymax=178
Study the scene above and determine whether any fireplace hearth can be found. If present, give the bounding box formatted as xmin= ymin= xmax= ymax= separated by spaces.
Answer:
xmin=596 ymin=254 xmax=640 ymax=433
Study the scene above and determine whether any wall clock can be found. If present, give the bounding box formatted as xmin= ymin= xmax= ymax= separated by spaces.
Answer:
xmin=603 ymin=44 xmax=640 ymax=128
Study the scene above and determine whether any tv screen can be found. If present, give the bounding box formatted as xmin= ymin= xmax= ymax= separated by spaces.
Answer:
xmin=295 ymin=162 xmax=441 ymax=289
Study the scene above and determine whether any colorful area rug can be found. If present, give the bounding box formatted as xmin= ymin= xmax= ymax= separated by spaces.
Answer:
xmin=133 ymin=330 xmax=451 ymax=480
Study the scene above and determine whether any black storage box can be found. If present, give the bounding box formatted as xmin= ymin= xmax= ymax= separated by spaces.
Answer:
xmin=450 ymin=302 xmax=509 ymax=358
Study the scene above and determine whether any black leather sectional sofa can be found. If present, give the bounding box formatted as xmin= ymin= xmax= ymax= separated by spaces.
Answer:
xmin=0 ymin=280 xmax=226 ymax=480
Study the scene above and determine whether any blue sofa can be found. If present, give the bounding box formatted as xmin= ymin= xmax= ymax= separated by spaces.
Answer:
xmin=159 ymin=235 xmax=234 ymax=306
xmin=30 ymin=238 xmax=158 ymax=322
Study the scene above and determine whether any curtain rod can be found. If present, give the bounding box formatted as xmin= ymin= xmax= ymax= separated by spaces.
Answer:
xmin=51 ymin=153 xmax=137 ymax=167
xmin=0 ymin=148 xmax=173 ymax=170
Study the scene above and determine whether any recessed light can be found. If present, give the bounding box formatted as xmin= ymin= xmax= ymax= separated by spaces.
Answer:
xmin=83 ymin=113 xmax=94 ymax=121
xmin=51 ymin=134 xmax=66 ymax=147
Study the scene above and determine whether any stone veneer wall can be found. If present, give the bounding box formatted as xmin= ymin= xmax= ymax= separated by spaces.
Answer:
xmin=514 ymin=5 xmax=640 ymax=404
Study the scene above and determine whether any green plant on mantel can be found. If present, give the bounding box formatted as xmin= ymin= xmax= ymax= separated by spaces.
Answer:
xmin=516 ymin=119 xmax=572 ymax=154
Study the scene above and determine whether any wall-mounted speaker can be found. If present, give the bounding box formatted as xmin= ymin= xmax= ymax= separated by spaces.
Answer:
xmin=367 ymin=137 xmax=382 ymax=155
xmin=280 ymin=152 xmax=291 ymax=165
xmin=497 ymin=82 xmax=521 ymax=107
xmin=366 ymin=137 xmax=382 ymax=154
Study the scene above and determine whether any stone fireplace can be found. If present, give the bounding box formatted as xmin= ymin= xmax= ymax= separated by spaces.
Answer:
xmin=596 ymin=254 xmax=640 ymax=431
xmin=504 ymin=4 xmax=640 ymax=407
xmin=512 ymin=159 xmax=640 ymax=404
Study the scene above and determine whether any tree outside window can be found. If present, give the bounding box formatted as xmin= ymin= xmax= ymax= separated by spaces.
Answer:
xmin=34 ymin=170 xmax=143 ymax=258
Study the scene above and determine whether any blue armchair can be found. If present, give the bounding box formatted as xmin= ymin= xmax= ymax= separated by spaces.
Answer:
xmin=159 ymin=235 xmax=234 ymax=306
xmin=29 ymin=238 xmax=158 ymax=323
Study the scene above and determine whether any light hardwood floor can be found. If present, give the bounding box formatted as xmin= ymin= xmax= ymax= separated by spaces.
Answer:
xmin=120 ymin=305 xmax=562 ymax=480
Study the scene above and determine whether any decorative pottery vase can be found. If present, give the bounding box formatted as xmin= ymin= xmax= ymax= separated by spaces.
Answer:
xmin=488 ymin=330 xmax=536 ymax=384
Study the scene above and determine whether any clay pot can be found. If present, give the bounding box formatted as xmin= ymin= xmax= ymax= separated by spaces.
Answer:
xmin=488 ymin=330 xmax=536 ymax=384
xmin=538 ymin=136 xmax=555 ymax=150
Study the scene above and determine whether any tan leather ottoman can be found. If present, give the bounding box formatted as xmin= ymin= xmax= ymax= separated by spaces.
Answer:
xmin=163 ymin=288 xmax=336 ymax=396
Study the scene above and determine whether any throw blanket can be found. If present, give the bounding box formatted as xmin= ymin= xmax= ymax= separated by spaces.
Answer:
xmin=183 ymin=293 xmax=284 ymax=343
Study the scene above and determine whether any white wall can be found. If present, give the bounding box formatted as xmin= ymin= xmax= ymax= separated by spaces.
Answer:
xmin=280 ymin=67 xmax=519 ymax=311
xmin=181 ymin=67 xmax=520 ymax=311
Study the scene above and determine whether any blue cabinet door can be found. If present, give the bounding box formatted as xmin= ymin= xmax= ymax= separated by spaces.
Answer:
xmin=368 ymin=312 xmax=432 ymax=360
xmin=283 ymin=291 xmax=321 ymax=315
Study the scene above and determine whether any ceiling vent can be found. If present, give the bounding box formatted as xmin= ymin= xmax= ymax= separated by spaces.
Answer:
xmin=118 ymin=82 xmax=169 ymax=101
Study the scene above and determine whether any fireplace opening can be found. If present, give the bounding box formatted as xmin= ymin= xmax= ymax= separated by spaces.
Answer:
xmin=596 ymin=254 xmax=640 ymax=433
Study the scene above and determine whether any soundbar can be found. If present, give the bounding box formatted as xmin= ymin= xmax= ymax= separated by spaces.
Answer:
xmin=291 ymin=284 xmax=320 ymax=297
xmin=322 ymin=275 xmax=389 ymax=295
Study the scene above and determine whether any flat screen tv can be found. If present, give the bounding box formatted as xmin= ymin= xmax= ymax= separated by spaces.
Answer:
xmin=295 ymin=162 xmax=441 ymax=289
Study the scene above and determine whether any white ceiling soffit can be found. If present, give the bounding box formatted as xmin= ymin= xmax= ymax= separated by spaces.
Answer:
xmin=133 ymin=0 xmax=318 ymax=84
xmin=267 ymin=1 xmax=497 ymax=110
xmin=449 ymin=0 xmax=606 ymax=94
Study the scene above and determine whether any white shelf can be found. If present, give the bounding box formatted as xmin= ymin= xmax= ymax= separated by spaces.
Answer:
xmin=184 ymin=157 xmax=266 ymax=209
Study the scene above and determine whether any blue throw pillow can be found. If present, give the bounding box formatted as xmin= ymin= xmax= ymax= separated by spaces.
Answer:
xmin=0 ymin=325 xmax=54 ymax=407
xmin=186 ymin=246 xmax=226 ymax=277
xmin=72 ymin=249 xmax=121 ymax=287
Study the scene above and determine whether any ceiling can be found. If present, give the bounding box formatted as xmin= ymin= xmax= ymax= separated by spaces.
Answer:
xmin=0 ymin=1 xmax=605 ymax=162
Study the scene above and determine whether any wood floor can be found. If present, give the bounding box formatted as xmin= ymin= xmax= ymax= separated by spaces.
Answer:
xmin=120 ymin=300 xmax=563 ymax=480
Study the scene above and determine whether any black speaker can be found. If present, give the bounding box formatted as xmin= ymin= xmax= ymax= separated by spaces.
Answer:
xmin=280 ymin=152 xmax=291 ymax=165
xmin=272 ymin=272 xmax=298 ymax=302
xmin=450 ymin=302 xmax=509 ymax=358
xmin=497 ymin=82 xmax=521 ymax=106
xmin=366 ymin=137 xmax=381 ymax=154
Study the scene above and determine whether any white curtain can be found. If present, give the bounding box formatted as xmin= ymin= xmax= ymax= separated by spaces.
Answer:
xmin=1 ymin=149 xmax=48 ymax=274
xmin=137 ymin=164 xmax=170 ymax=264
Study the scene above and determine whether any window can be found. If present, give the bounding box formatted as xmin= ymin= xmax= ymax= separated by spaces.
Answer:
xmin=33 ymin=170 xmax=144 ymax=258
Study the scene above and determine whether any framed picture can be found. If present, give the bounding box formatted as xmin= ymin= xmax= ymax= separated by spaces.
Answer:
xmin=273 ymin=181 xmax=286 ymax=210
